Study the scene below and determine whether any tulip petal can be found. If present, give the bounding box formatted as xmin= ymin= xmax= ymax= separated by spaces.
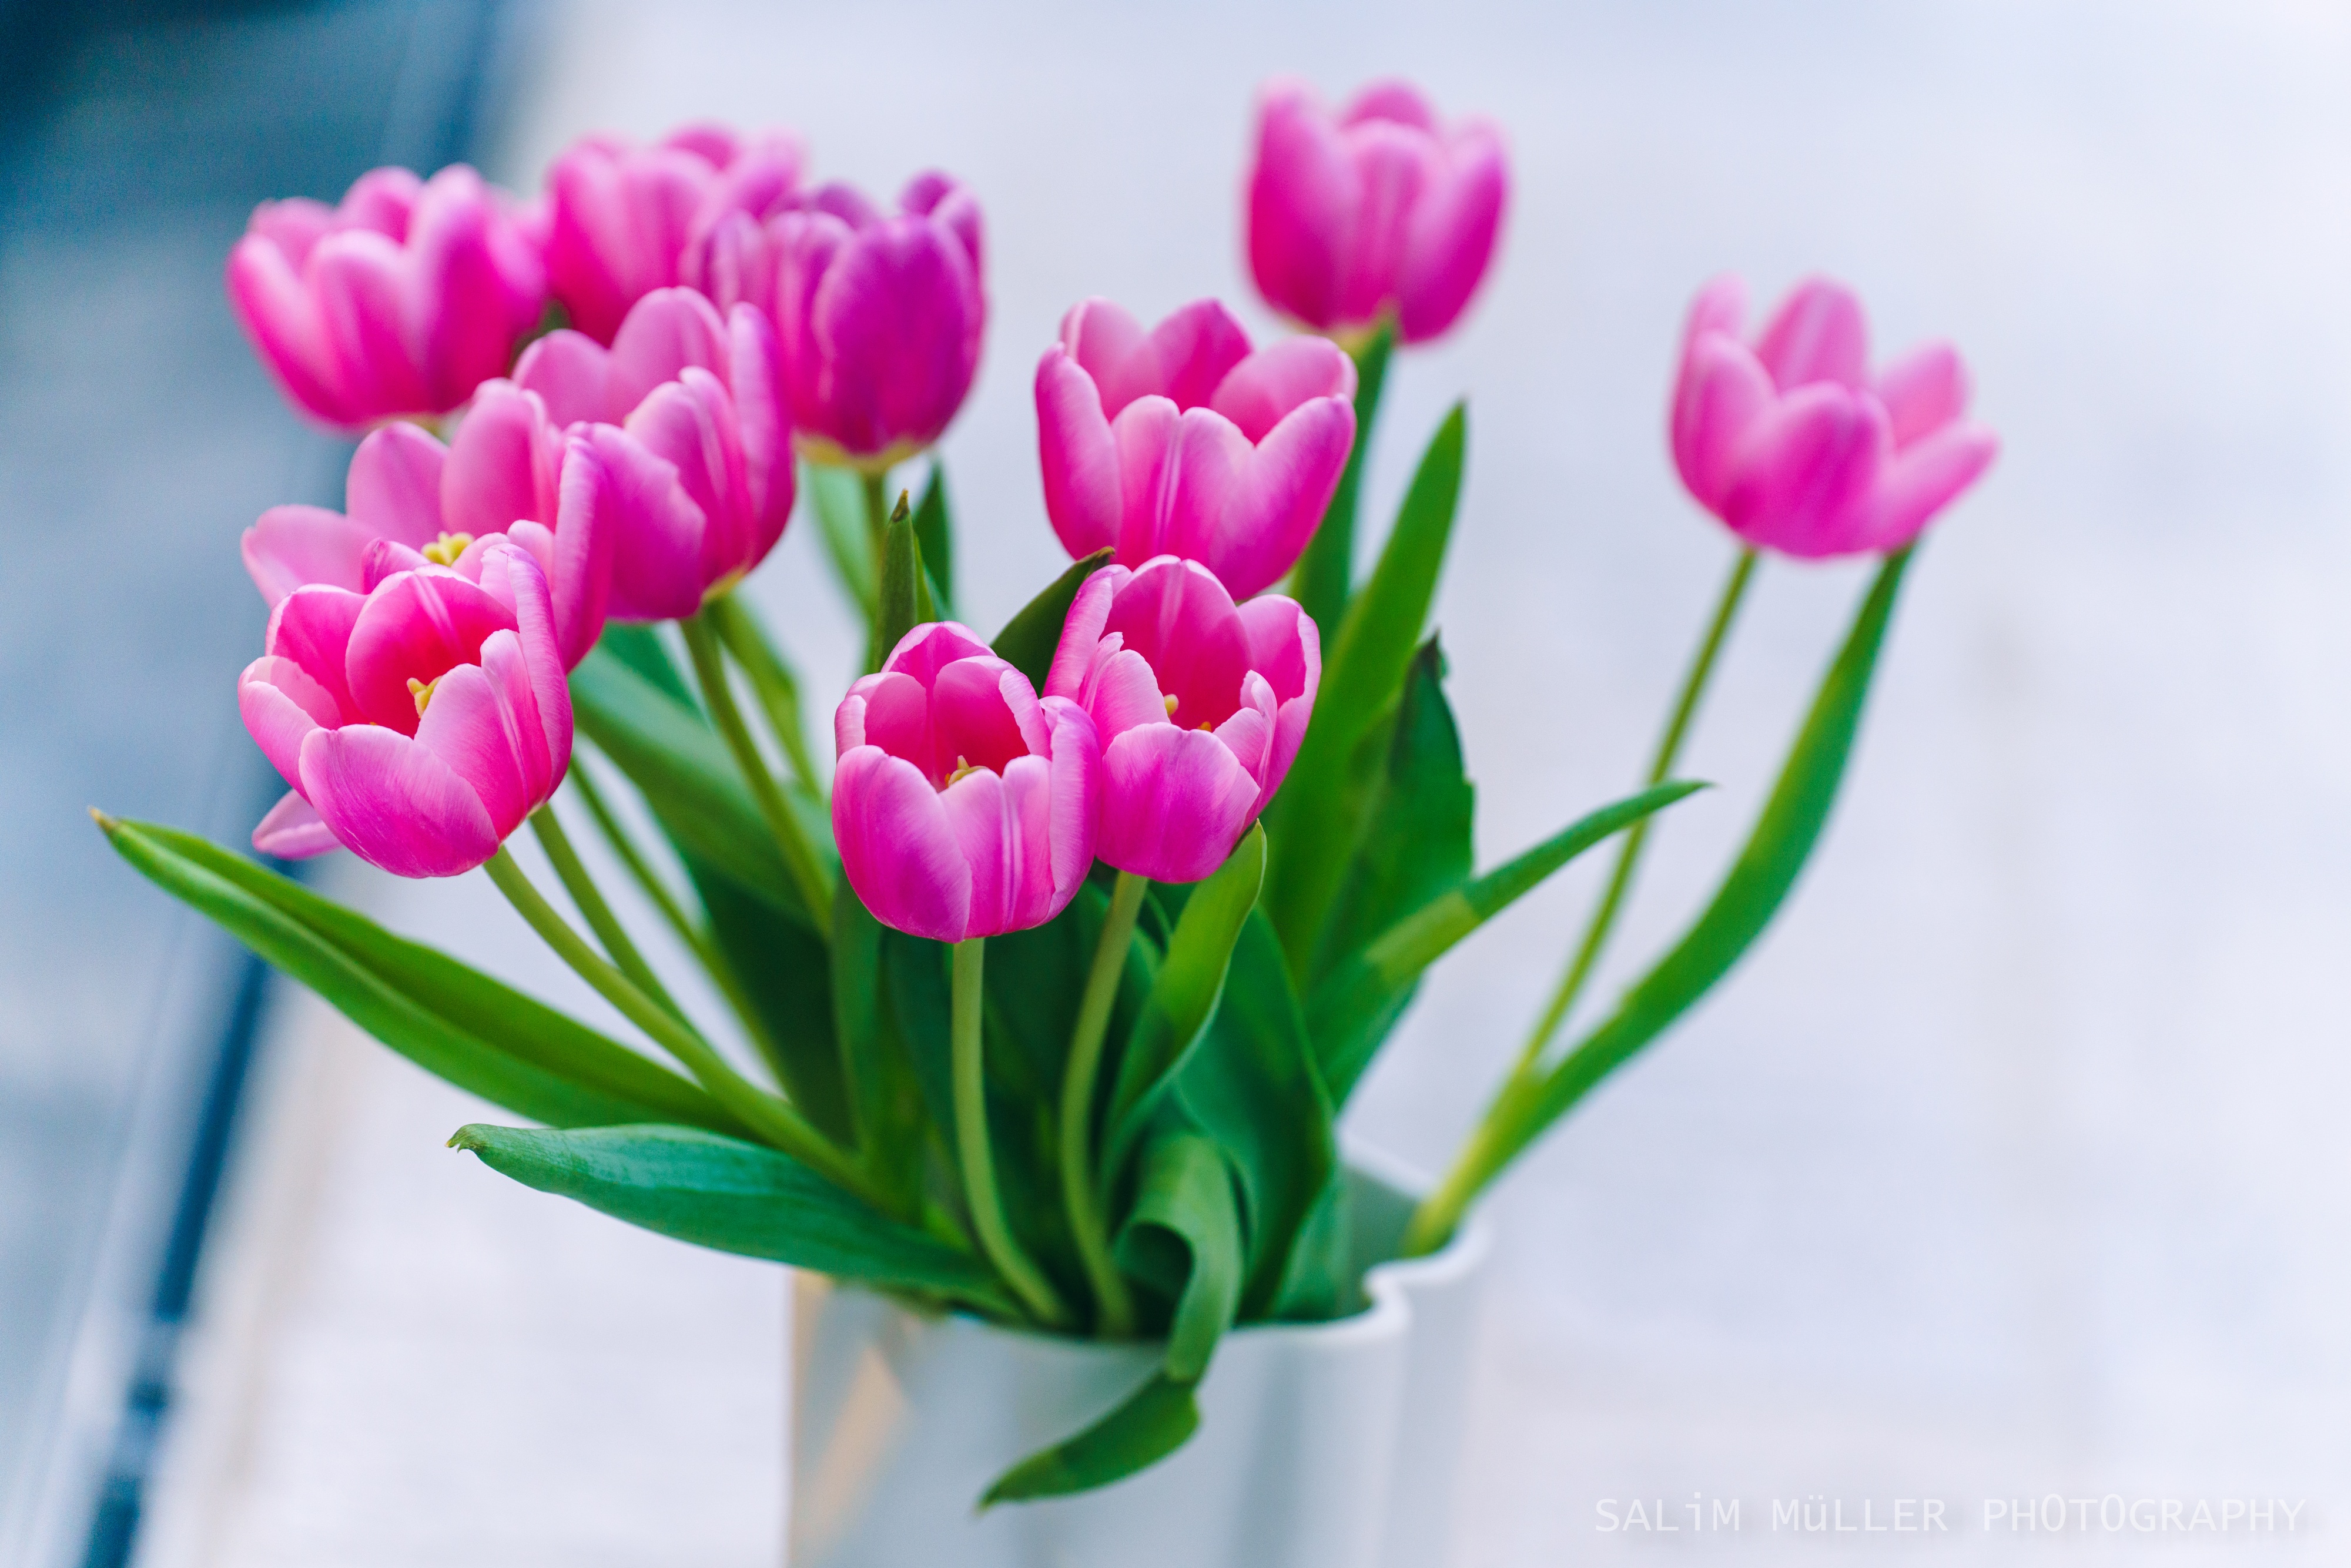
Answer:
xmin=1038 ymin=696 xmax=1101 ymax=899
xmin=832 ymin=746 xmax=973 ymax=943
xmin=1101 ymin=557 xmax=1251 ymax=729
xmin=931 ymin=656 xmax=1032 ymax=780
xmin=805 ymin=216 xmax=982 ymax=457
xmin=443 ymin=380 xmax=559 ymax=539
xmin=477 ymin=543 xmax=572 ymax=780
xmin=1334 ymin=120 xmax=1432 ymax=330
xmin=607 ymin=286 xmax=730 ymax=416
xmin=1874 ymin=341 xmax=1971 ymax=450
xmin=1248 ymin=79 xmax=1351 ymax=333
xmin=409 ymin=655 xmax=533 ymax=836
xmin=345 ymin=421 xmax=449 ymax=545
xmin=1395 ymin=120 xmax=1506 ymax=344
xmin=939 ymin=764 xmax=1013 ymax=939
xmin=1116 ymin=299 xmax=1253 ymax=416
xmin=243 ymin=505 xmax=375 ymax=604
xmin=1045 ymin=565 xmax=1125 ymax=702
xmin=1098 ymin=723 xmax=1262 ymax=885
xmin=1207 ymin=337 xmax=1357 ymax=444
xmin=1672 ymin=334 xmax=1775 ymax=515
xmin=585 ymin=424 xmax=707 ymax=621
xmin=344 ymin=568 xmax=518 ymax=733
xmin=227 ymin=233 xmax=350 ymax=425
xmin=514 ymin=328 xmax=614 ymax=427
xmin=299 ymin=722 xmax=502 ymax=878
xmin=310 ymin=229 xmax=428 ymax=418
xmin=1722 ymin=383 xmax=1885 ymax=558
xmin=266 ymin=583 xmax=368 ymax=720
xmin=1212 ymin=396 xmax=1355 ymax=600
xmin=1866 ymin=421 xmax=1998 ymax=551
xmin=253 ymin=790 xmax=343 ymax=860
xmin=239 ymin=655 xmax=339 ymax=792
xmin=1235 ymin=592 xmax=1321 ymax=706
xmin=1754 ymin=275 xmax=1869 ymax=393
xmin=1059 ymin=297 xmax=1146 ymax=404
xmin=1037 ymin=347 xmax=1122 ymax=562
xmin=726 ymin=301 xmax=792 ymax=565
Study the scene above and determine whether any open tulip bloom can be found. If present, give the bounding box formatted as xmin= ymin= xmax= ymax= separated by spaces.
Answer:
xmin=105 ymin=98 xmax=1994 ymax=1509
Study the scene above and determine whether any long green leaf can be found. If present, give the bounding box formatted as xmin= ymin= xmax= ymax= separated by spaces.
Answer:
xmin=993 ymin=548 xmax=1113 ymax=692
xmin=451 ymin=1123 xmax=1010 ymax=1312
xmin=871 ymin=490 xmax=933 ymax=672
xmin=831 ymin=884 xmax=929 ymax=1220
xmin=807 ymin=463 xmax=878 ymax=618
xmin=1528 ymin=551 xmax=1913 ymax=1131
xmin=912 ymin=463 xmax=956 ymax=618
xmin=1264 ymin=404 xmax=1467 ymax=974
xmin=101 ymin=817 xmax=732 ymax=1132
xmin=1307 ymin=779 xmax=1706 ymax=1103
xmin=1288 ymin=320 xmax=1394 ymax=635
xmin=980 ymin=1373 xmax=1199 ymax=1507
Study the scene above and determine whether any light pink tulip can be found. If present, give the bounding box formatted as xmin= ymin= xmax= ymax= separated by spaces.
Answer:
xmin=1036 ymin=298 xmax=1357 ymax=601
xmin=1046 ymin=557 xmax=1318 ymax=884
xmin=1670 ymin=274 xmax=2000 ymax=558
xmin=227 ymin=165 xmax=547 ymax=430
xmin=239 ymin=544 xmax=571 ymax=877
xmin=513 ymin=287 xmax=793 ymax=614
xmin=240 ymin=405 xmax=614 ymax=669
xmin=833 ymin=624 xmax=1100 ymax=942
xmin=693 ymin=173 xmax=984 ymax=469
xmin=1247 ymin=78 xmax=1507 ymax=347
xmin=546 ymin=123 xmax=806 ymax=344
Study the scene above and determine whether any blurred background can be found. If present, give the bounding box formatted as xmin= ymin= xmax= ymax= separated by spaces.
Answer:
xmin=4 ymin=1 xmax=2346 ymax=1564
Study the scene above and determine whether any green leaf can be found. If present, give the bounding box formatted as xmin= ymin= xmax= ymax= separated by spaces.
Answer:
xmin=831 ymin=884 xmax=929 ymax=1221
xmin=980 ymin=1373 xmax=1199 ymax=1507
xmin=871 ymin=488 xmax=933 ymax=672
xmin=1307 ymin=779 xmax=1706 ymax=1103
xmin=451 ymin=1123 xmax=1010 ymax=1312
xmin=697 ymin=866 xmax=853 ymax=1141
xmin=100 ymin=817 xmax=738 ymax=1134
xmin=1288 ymin=320 xmax=1394 ymax=635
xmin=1531 ymin=551 xmax=1913 ymax=1131
xmin=1309 ymin=637 xmax=1475 ymax=984
xmin=595 ymin=621 xmax=694 ymax=705
xmin=706 ymin=594 xmax=819 ymax=788
xmin=570 ymin=643 xmax=813 ymax=923
xmin=1103 ymin=826 xmax=1267 ymax=1173
xmin=912 ymin=463 xmax=956 ymax=618
xmin=1172 ymin=910 xmax=1336 ymax=1316
xmin=993 ymin=548 xmax=1113 ymax=692
xmin=1264 ymin=404 xmax=1467 ymax=976
xmin=807 ymin=462 xmax=878 ymax=618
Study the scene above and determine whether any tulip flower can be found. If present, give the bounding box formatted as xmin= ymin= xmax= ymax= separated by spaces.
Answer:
xmin=833 ymin=624 xmax=1100 ymax=942
xmin=239 ymin=543 xmax=572 ymax=876
xmin=1046 ymin=557 xmax=1318 ymax=884
xmin=227 ymin=164 xmax=547 ymax=430
xmin=546 ymin=123 xmax=806 ymax=344
xmin=241 ymin=405 xmax=614 ymax=670
xmin=693 ymin=174 xmax=984 ymax=469
xmin=511 ymin=286 xmax=793 ymax=614
xmin=1670 ymin=274 xmax=2000 ymax=558
xmin=1247 ymin=78 xmax=1507 ymax=348
xmin=1036 ymin=298 xmax=1357 ymax=601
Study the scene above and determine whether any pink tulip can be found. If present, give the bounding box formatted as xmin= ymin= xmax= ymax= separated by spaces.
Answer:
xmin=546 ymin=123 xmax=806 ymax=344
xmin=1670 ymin=274 xmax=2000 ymax=558
xmin=239 ymin=544 xmax=571 ymax=877
xmin=240 ymin=406 xmax=613 ymax=669
xmin=1247 ymin=79 xmax=1507 ymax=347
xmin=226 ymin=165 xmax=547 ymax=430
xmin=833 ymin=624 xmax=1100 ymax=942
xmin=693 ymin=173 xmax=984 ymax=468
xmin=1046 ymin=557 xmax=1318 ymax=884
xmin=1036 ymin=298 xmax=1357 ymax=601
xmin=512 ymin=287 xmax=794 ymax=614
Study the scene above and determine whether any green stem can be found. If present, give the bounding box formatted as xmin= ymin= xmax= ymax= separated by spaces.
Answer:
xmin=568 ymin=762 xmax=788 ymax=1081
xmin=1513 ymin=546 xmax=1758 ymax=1072
xmin=485 ymin=847 xmax=865 ymax=1196
xmin=1059 ymin=871 xmax=1146 ymax=1335
xmin=953 ymin=939 xmax=1070 ymax=1328
xmin=709 ymin=592 xmax=819 ymax=788
xmin=681 ymin=611 xmax=834 ymax=936
xmin=528 ymin=804 xmax=679 ymax=1018
xmin=860 ymin=469 xmax=892 ymax=669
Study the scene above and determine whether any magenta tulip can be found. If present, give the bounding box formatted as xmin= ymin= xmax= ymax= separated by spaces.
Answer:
xmin=227 ymin=165 xmax=547 ymax=431
xmin=1046 ymin=557 xmax=1318 ymax=884
xmin=241 ymin=404 xmax=613 ymax=669
xmin=1247 ymin=78 xmax=1507 ymax=347
xmin=239 ymin=543 xmax=572 ymax=876
xmin=545 ymin=123 xmax=805 ymax=345
xmin=833 ymin=624 xmax=1100 ymax=942
xmin=1670 ymin=274 xmax=2000 ymax=558
xmin=1036 ymin=298 xmax=1356 ymax=601
xmin=692 ymin=173 xmax=984 ymax=469
xmin=512 ymin=287 xmax=793 ymax=611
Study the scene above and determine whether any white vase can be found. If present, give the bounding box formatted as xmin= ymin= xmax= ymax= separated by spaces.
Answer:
xmin=786 ymin=1154 xmax=1491 ymax=1568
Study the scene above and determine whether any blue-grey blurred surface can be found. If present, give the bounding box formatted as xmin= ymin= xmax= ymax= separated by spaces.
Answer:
xmin=0 ymin=4 xmax=507 ymax=1564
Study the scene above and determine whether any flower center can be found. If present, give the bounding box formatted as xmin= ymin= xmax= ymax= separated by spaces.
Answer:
xmin=944 ymin=754 xmax=983 ymax=788
xmin=421 ymin=531 xmax=474 ymax=567
xmin=407 ymin=676 xmax=439 ymax=716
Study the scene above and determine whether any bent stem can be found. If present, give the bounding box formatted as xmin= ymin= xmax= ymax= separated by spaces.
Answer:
xmin=1059 ymin=870 xmax=1147 ymax=1335
xmin=528 ymin=803 xmax=679 ymax=1019
xmin=483 ymin=847 xmax=865 ymax=1198
xmin=1514 ymin=545 xmax=1758 ymax=1072
xmin=681 ymin=611 xmax=834 ymax=936
xmin=953 ymin=939 xmax=1071 ymax=1328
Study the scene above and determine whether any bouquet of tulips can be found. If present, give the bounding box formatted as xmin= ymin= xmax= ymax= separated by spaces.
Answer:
xmin=100 ymin=79 xmax=1995 ymax=1503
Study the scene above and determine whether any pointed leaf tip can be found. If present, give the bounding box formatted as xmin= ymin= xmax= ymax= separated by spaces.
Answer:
xmin=91 ymin=807 xmax=118 ymax=834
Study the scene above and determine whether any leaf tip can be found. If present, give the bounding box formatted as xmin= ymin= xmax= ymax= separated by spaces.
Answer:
xmin=891 ymin=490 xmax=912 ymax=524
xmin=89 ymin=806 xmax=119 ymax=835
xmin=448 ymin=1124 xmax=490 ymax=1154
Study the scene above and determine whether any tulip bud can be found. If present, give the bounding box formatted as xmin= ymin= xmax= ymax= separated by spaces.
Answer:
xmin=1670 ymin=274 xmax=1999 ymax=557
xmin=226 ymin=165 xmax=546 ymax=431
xmin=833 ymin=624 xmax=1100 ymax=942
xmin=546 ymin=123 xmax=806 ymax=344
xmin=1046 ymin=557 xmax=1318 ymax=884
xmin=240 ymin=544 xmax=572 ymax=876
xmin=1036 ymin=298 xmax=1357 ymax=601
xmin=1247 ymin=78 xmax=1507 ymax=348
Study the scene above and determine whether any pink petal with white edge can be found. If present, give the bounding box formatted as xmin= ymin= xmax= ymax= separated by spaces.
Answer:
xmin=1395 ymin=120 xmax=1506 ymax=344
xmin=832 ymin=746 xmax=973 ymax=942
xmin=514 ymin=328 xmax=615 ymax=427
xmin=344 ymin=569 xmax=518 ymax=733
xmin=1208 ymin=336 xmax=1357 ymax=444
xmin=345 ymin=422 xmax=448 ymax=544
xmin=1248 ymin=81 xmax=1351 ymax=332
xmin=238 ymin=655 xmax=339 ymax=792
xmin=299 ymin=723 xmax=502 ymax=878
xmin=1211 ymin=394 xmax=1354 ymax=599
xmin=607 ymin=287 xmax=730 ymax=417
xmin=410 ymin=651 xmax=534 ymax=836
xmin=1097 ymin=722 xmax=1262 ymax=885
xmin=253 ymin=790 xmax=342 ymax=860
xmin=1059 ymin=297 xmax=1146 ymax=403
xmin=1672 ymin=334 xmax=1775 ymax=514
xmin=1113 ymin=299 xmax=1252 ymax=416
xmin=1044 ymin=565 xmax=1126 ymax=703
xmin=264 ymin=583 xmax=367 ymax=719
xmin=243 ymin=505 xmax=374 ymax=604
xmin=585 ymin=423 xmax=707 ymax=621
xmin=939 ymin=764 xmax=1014 ymax=938
xmin=1037 ymin=697 xmax=1100 ymax=897
xmin=443 ymin=381 xmax=560 ymax=539
xmin=475 ymin=544 xmax=572 ymax=780
xmin=1753 ymin=276 xmax=1870 ymax=393
xmin=1036 ymin=346 xmax=1122 ymax=562
xmin=1100 ymin=557 xmax=1252 ymax=729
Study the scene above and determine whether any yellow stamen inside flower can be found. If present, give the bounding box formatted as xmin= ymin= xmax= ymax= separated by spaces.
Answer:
xmin=421 ymin=531 xmax=475 ymax=566
xmin=1163 ymin=693 xmax=1180 ymax=719
xmin=408 ymin=676 xmax=439 ymax=716
xmin=945 ymin=754 xmax=983 ymax=787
